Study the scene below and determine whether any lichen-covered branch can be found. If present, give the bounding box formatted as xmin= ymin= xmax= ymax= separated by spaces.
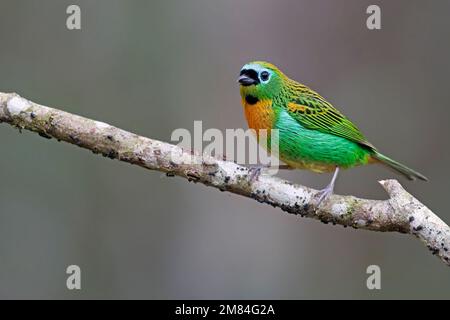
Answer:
xmin=1 ymin=92 xmax=449 ymax=266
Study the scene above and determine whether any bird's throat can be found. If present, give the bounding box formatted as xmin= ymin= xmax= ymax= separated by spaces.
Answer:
xmin=245 ymin=95 xmax=259 ymax=105
xmin=243 ymin=97 xmax=274 ymax=133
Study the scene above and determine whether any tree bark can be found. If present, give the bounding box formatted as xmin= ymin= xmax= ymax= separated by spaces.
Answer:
xmin=1 ymin=92 xmax=449 ymax=267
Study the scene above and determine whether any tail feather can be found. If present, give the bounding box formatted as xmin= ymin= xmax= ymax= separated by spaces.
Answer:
xmin=372 ymin=152 xmax=428 ymax=181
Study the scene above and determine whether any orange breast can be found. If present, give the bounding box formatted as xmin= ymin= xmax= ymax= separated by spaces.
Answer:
xmin=243 ymin=98 xmax=275 ymax=135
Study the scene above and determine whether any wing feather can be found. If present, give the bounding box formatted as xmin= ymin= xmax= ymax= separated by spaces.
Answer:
xmin=284 ymin=91 xmax=375 ymax=150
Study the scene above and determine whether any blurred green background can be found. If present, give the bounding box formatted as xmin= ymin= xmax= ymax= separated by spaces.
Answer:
xmin=1 ymin=0 xmax=449 ymax=299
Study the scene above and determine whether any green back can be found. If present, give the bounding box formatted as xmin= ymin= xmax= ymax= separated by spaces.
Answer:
xmin=275 ymin=79 xmax=376 ymax=151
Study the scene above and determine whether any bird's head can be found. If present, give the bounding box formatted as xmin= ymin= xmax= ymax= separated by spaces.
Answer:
xmin=238 ymin=61 xmax=286 ymax=101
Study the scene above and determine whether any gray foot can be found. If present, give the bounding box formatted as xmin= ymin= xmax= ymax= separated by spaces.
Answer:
xmin=315 ymin=166 xmax=339 ymax=208
xmin=315 ymin=185 xmax=334 ymax=207
xmin=248 ymin=165 xmax=265 ymax=182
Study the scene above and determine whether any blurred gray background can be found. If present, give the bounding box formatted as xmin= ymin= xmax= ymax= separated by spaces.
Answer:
xmin=0 ymin=0 xmax=449 ymax=299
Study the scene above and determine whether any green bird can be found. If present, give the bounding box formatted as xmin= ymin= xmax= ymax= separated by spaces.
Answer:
xmin=238 ymin=61 xmax=427 ymax=204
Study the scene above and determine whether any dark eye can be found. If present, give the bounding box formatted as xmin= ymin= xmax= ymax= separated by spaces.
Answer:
xmin=260 ymin=71 xmax=270 ymax=81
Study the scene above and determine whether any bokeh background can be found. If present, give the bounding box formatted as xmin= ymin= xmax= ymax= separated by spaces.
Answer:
xmin=1 ymin=0 xmax=449 ymax=299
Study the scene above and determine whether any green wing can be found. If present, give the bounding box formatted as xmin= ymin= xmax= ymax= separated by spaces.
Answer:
xmin=284 ymin=90 xmax=375 ymax=150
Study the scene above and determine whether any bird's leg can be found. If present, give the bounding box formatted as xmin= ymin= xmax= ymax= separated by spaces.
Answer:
xmin=247 ymin=165 xmax=266 ymax=182
xmin=315 ymin=167 xmax=340 ymax=207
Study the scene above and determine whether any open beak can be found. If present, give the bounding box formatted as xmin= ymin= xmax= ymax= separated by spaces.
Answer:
xmin=238 ymin=69 xmax=259 ymax=86
xmin=237 ymin=75 xmax=258 ymax=86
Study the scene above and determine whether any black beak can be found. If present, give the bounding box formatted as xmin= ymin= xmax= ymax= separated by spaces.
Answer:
xmin=238 ymin=75 xmax=258 ymax=86
xmin=238 ymin=69 xmax=259 ymax=86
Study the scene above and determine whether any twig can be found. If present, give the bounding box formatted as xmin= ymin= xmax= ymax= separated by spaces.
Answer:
xmin=1 ymin=92 xmax=449 ymax=266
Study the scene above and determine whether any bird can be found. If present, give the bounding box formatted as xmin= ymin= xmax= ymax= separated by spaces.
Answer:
xmin=237 ymin=61 xmax=428 ymax=205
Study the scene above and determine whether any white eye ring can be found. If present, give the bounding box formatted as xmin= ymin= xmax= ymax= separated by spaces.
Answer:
xmin=260 ymin=70 xmax=270 ymax=82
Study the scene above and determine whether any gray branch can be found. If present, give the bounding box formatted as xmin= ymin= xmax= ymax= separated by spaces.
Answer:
xmin=1 ymin=92 xmax=449 ymax=266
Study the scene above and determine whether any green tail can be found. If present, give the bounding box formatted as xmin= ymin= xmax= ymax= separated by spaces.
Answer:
xmin=372 ymin=152 xmax=428 ymax=181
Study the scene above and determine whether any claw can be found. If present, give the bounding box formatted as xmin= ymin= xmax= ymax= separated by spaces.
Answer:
xmin=314 ymin=167 xmax=340 ymax=208
xmin=315 ymin=186 xmax=334 ymax=207
xmin=247 ymin=165 xmax=266 ymax=182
